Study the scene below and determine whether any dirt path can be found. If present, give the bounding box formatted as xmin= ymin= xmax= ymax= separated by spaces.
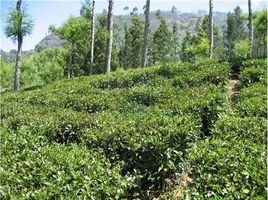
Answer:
xmin=227 ymin=80 xmax=241 ymax=102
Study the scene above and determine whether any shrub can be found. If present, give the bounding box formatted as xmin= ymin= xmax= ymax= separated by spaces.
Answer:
xmin=242 ymin=59 xmax=267 ymax=68
xmin=240 ymin=67 xmax=266 ymax=86
xmin=92 ymin=68 xmax=158 ymax=89
xmin=183 ymin=138 xmax=266 ymax=199
xmin=234 ymin=83 xmax=267 ymax=118
xmin=240 ymin=58 xmax=267 ymax=86
xmin=3 ymin=59 xmax=264 ymax=199
xmin=212 ymin=116 xmax=267 ymax=144
xmin=0 ymin=131 xmax=127 ymax=199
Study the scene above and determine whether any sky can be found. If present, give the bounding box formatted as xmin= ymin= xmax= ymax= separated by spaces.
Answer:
xmin=0 ymin=0 xmax=266 ymax=51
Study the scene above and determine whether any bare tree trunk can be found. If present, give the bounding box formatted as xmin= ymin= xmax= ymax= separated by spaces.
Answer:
xmin=209 ymin=0 xmax=213 ymax=58
xmin=142 ymin=0 xmax=150 ymax=67
xmin=14 ymin=0 xmax=23 ymax=92
xmin=14 ymin=36 xmax=22 ymax=92
xmin=248 ymin=0 xmax=253 ymax=58
xmin=105 ymin=0 xmax=114 ymax=73
xmin=89 ymin=0 xmax=95 ymax=74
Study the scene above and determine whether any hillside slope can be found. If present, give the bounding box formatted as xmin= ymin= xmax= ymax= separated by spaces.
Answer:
xmin=1 ymin=59 xmax=266 ymax=199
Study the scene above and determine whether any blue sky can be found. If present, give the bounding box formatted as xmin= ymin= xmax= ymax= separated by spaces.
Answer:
xmin=1 ymin=0 xmax=266 ymax=51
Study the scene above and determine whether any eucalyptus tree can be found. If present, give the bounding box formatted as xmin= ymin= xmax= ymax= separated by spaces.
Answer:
xmin=105 ymin=0 xmax=114 ymax=73
xmin=208 ymin=0 xmax=213 ymax=58
xmin=4 ymin=0 xmax=34 ymax=91
xmin=142 ymin=0 xmax=150 ymax=67
xmin=80 ymin=0 xmax=95 ymax=74
xmin=90 ymin=0 xmax=96 ymax=74
xmin=248 ymin=0 xmax=253 ymax=58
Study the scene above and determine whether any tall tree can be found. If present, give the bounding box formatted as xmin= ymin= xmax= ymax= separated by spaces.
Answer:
xmin=248 ymin=0 xmax=253 ymax=58
xmin=172 ymin=22 xmax=180 ymax=61
xmin=208 ymin=0 xmax=213 ymax=58
xmin=121 ymin=23 xmax=132 ymax=69
xmin=152 ymin=13 xmax=173 ymax=64
xmin=142 ymin=0 xmax=150 ymax=67
xmin=90 ymin=0 xmax=95 ymax=74
xmin=254 ymin=10 xmax=267 ymax=57
xmin=105 ymin=0 xmax=114 ymax=73
xmin=4 ymin=0 xmax=34 ymax=91
xmin=225 ymin=6 xmax=246 ymax=57
xmin=124 ymin=13 xmax=144 ymax=68
xmin=51 ymin=17 xmax=90 ymax=78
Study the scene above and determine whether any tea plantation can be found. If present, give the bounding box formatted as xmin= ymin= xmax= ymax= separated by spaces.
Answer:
xmin=0 ymin=59 xmax=266 ymax=199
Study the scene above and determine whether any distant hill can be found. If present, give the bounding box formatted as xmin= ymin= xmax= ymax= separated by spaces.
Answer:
xmin=115 ymin=10 xmax=227 ymax=35
xmin=34 ymin=33 xmax=66 ymax=51
xmin=1 ymin=11 xmax=227 ymax=62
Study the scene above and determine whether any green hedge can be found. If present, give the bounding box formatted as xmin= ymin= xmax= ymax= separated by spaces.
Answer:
xmin=242 ymin=59 xmax=267 ymax=68
xmin=3 ymin=59 xmax=253 ymax=199
xmin=184 ymin=138 xmax=266 ymax=199
xmin=240 ymin=59 xmax=267 ymax=87
xmin=234 ymin=83 xmax=267 ymax=118
xmin=0 ymin=131 xmax=126 ymax=199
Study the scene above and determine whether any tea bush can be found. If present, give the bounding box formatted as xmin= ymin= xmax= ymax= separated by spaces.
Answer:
xmin=242 ymin=59 xmax=267 ymax=68
xmin=240 ymin=59 xmax=267 ymax=86
xmin=2 ymin=59 xmax=266 ymax=198
xmin=162 ymin=59 xmax=266 ymax=199
xmin=0 ymin=131 xmax=126 ymax=199
xmin=184 ymin=138 xmax=265 ymax=199
xmin=234 ymin=83 xmax=267 ymax=118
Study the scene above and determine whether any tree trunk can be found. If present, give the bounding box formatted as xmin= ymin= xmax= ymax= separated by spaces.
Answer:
xmin=142 ymin=0 xmax=150 ymax=67
xmin=105 ymin=0 xmax=114 ymax=73
xmin=14 ymin=0 xmax=23 ymax=92
xmin=248 ymin=0 xmax=253 ymax=58
xmin=89 ymin=0 xmax=95 ymax=74
xmin=14 ymin=36 xmax=22 ymax=92
xmin=209 ymin=0 xmax=213 ymax=58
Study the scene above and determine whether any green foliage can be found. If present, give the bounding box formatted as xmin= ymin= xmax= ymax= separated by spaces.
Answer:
xmin=120 ymin=15 xmax=144 ymax=69
xmin=254 ymin=9 xmax=267 ymax=45
xmin=152 ymin=16 xmax=173 ymax=64
xmin=225 ymin=6 xmax=246 ymax=50
xmin=0 ymin=59 xmax=14 ymax=91
xmin=1 ymin=59 xmax=265 ymax=199
xmin=4 ymin=6 xmax=34 ymax=42
xmin=92 ymin=11 xmax=120 ymax=73
xmin=23 ymin=48 xmax=67 ymax=85
xmin=241 ymin=60 xmax=267 ymax=82
xmin=184 ymin=137 xmax=265 ymax=199
xmin=1 ymin=61 xmax=229 ymax=198
xmin=80 ymin=0 xmax=93 ymax=19
xmin=55 ymin=16 xmax=90 ymax=44
xmin=172 ymin=22 xmax=180 ymax=61
xmin=185 ymin=38 xmax=210 ymax=61
xmin=235 ymin=83 xmax=267 ymax=118
xmin=233 ymin=40 xmax=250 ymax=59
xmin=180 ymin=32 xmax=199 ymax=62
xmin=1 ymin=48 xmax=67 ymax=90
xmin=242 ymin=59 xmax=267 ymax=68
xmin=229 ymin=40 xmax=250 ymax=76
xmin=212 ymin=116 xmax=266 ymax=144
xmin=180 ymin=59 xmax=266 ymax=198
xmin=240 ymin=67 xmax=266 ymax=86
xmin=183 ymin=108 xmax=266 ymax=199
xmin=0 ymin=132 xmax=127 ymax=199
